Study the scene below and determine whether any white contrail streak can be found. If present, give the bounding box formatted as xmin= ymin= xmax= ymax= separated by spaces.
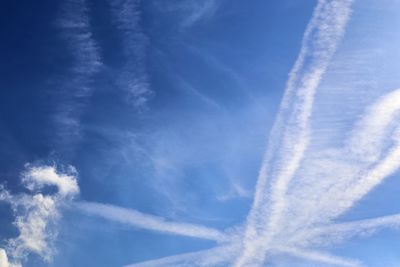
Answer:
xmin=76 ymin=201 xmax=228 ymax=242
xmin=124 ymin=245 xmax=238 ymax=267
xmin=335 ymin=88 xmax=400 ymax=214
xmin=236 ymin=1 xmax=353 ymax=266
xmin=292 ymin=213 xmax=400 ymax=246
xmin=124 ymin=242 xmax=361 ymax=267
xmin=276 ymin=247 xmax=361 ymax=267
xmin=296 ymin=88 xmax=400 ymax=227
xmin=59 ymin=0 xmax=102 ymax=86
xmin=348 ymin=89 xmax=400 ymax=162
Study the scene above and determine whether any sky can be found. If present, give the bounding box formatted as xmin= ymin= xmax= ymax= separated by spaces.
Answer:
xmin=1 ymin=0 xmax=400 ymax=266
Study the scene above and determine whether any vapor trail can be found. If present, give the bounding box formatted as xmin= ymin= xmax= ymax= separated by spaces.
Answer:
xmin=275 ymin=247 xmax=361 ymax=267
xmin=77 ymin=201 xmax=228 ymax=242
xmin=124 ymin=245 xmax=238 ymax=267
xmin=235 ymin=1 xmax=353 ymax=266
xmin=294 ymin=88 xmax=400 ymax=229
xmin=291 ymin=213 xmax=400 ymax=247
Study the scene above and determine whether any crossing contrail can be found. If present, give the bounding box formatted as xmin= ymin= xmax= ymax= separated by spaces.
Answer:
xmin=235 ymin=1 xmax=354 ymax=266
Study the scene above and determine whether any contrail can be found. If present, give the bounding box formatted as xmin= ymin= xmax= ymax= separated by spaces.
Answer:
xmin=340 ymin=139 xmax=400 ymax=214
xmin=348 ymin=88 xmax=400 ymax=162
xmin=124 ymin=245 xmax=238 ymax=267
xmin=125 ymin=244 xmax=362 ymax=267
xmin=275 ymin=247 xmax=361 ymax=267
xmin=235 ymin=1 xmax=353 ymax=266
xmin=76 ymin=201 xmax=228 ymax=242
xmin=293 ymin=88 xmax=400 ymax=229
xmin=290 ymin=213 xmax=400 ymax=247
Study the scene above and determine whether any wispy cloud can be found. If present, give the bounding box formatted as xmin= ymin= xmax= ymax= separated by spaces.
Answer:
xmin=180 ymin=0 xmax=218 ymax=28
xmin=175 ymin=75 xmax=221 ymax=109
xmin=154 ymin=0 xmax=219 ymax=29
xmin=0 ymin=165 xmax=79 ymax=266
xmin=109 ymin=0 xmax=152 ymax=108
xmin=54 ymin=0 xmax=102 ymax=148
xmin=275 ymin=247 xmax=361 ymax=267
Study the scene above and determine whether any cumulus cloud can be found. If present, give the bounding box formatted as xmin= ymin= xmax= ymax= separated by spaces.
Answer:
xmin=0 ymin=165 xmax=79 ymax=266
xmin=21 ymin=165 xmax=79 ymax=198
xmin=124 ymin=245 xmax=238 ymax=267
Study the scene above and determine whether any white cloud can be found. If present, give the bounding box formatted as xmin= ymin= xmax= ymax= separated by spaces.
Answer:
xmin=274 ymin=247 xmax=361 ymax=267
xmin=59 ymin=0 xmax=102 ymax=79
xmin=0 ymin=249 xmax=9 ymax=267
xmin=22 ymin=165 xmax=79 ymax=197
xmin=0 ymin=165 xmax=79 ymax=266
xmin=347 ymin=88 xmax=400 ymax=162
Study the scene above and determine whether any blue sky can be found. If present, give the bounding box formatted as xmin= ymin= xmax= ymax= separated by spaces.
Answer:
xmin=1 ymin=0 xmax=400 ymax=266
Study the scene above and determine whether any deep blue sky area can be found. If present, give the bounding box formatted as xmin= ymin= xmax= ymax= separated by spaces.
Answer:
xmin=1 ymin=1 xmax=400 ymax=267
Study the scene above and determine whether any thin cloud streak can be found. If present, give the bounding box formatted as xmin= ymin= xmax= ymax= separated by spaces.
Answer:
xmin=55 ymin=0 xmax=102 ymax=146
xmin=236 ymin=1 xmax=354 ymax=266
xmin=58 ymin=0 xmax=102 ymax=86
xmin=348 ymin=89 xmax=400 ymax=162
xmin=275 ymin=247 xmax=361 ymax=267
xmin=109 ymin=0 xmax=152 ymax=108
xmin=124 ymin=245 xmax=238 ymax=267
xmin=76 ymin=201 xmax=228 ymax=242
